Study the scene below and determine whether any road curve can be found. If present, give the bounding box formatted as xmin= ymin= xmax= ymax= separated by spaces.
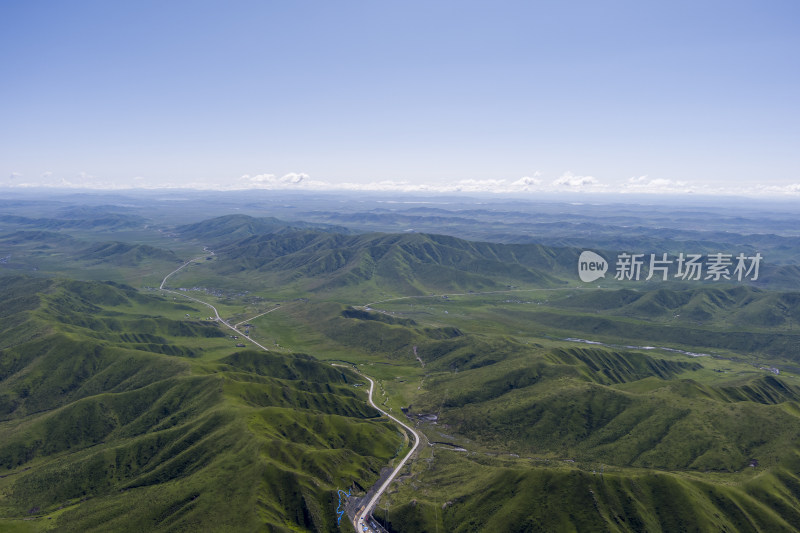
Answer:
xmin=353 ymin=374 xmax=421 ymax=532
xmin=159 ymin=254 xmax=271 ymax=352
xmin=161 ymin=255 xmax=420 ymax=532
xmin=160 ymin=255 xmax=204 ymax=290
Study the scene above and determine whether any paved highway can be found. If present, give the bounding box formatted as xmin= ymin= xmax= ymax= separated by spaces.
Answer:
xmin=353 ymin=373 xmax=421 ymax=533
xmin=159 ymin=255 xmax=204 ymax=290
xmin=159 ymin=254 xmax=271 ymax=352
xmin=161 ymin=253 xmax=421 ymax=532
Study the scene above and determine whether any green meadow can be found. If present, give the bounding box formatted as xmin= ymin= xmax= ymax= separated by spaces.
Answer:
xmin=2 ymin=209 xmax=800 ymax=531
xmin=0 ymin=277 xmax=402 ymax=532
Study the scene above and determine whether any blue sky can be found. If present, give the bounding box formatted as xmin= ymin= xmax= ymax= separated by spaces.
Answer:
xmin=2 ymin=1 xmax=799 ymax=195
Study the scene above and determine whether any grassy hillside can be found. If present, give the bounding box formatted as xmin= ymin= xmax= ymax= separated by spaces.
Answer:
xmin=0 ymin=277 xmax=401 ymax=532
xmin=0 ymin=230 xmax=187 ymax=286
xmin=178 ymin=231 xmax=572 ymax=298
xmin=0 ymin=213 xmax=147 ymax=231
xmin=77 ymin=242 xmax=182 ymax=266
xmin=243 ymin=299 xmax=800 ymax=532
xmin=177 ymin=214 xmax=351 ymax=242
xmin=380 ymin=451 xmax=800 ymax=532
xmin=549 ymin=286 xmax=800 ymax=329
xmin=290 ymin=204 xmax=800 ymax=265
xmin=301 ymin=307 xmax=800 ymax=471
xmin=3 ymin=203 xmax=800 ymax=532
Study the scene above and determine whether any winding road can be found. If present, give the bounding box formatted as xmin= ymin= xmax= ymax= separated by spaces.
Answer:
xmin=159 ymin=255 xmax=270 ymax=351
xmin=353 ymin=374 xmax=421 ymax=533
xmin=160 ymin=253 xmax=421 ymax=533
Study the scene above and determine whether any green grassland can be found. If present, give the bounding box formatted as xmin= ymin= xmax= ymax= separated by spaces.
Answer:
xmin=0 ymin=277 xmax=402 ymax=532
xmin=227 ymin=295 xmax=800 ymax=531
xmin=361 ymin=289 xmax=800 ymax=364
xmin=378 ymin=450 xmax=800 ymax=532
xmin=150 ymin=224 xmax=800 ymax=531
xmin=176 ymin=214 xmax=352 ymax=242
xmin=3 ymin=208 xmax=800 ymax=531
xmin=168 ymin=229 xmax=571 ymax=300
xmin=0 ymin=228 xmax=198 ymax=288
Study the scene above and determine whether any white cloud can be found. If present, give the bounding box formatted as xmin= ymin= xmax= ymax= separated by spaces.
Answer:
xmin=282 ymin=172 xmax=308 ymax=184
xmin=240 ymin=172 xmax=311 ymax=188
xmin=324 ymin=176 xmax=550 ymax=194
xmin=4 ymin=168 xmax=799 ymax=198
xmin=552 ymin=172 xmax=602 ymax=190
xmin=748 ymin=183 xmax=800 ymax=196
xmin=451 ymin=179 xmax=507 ymax=192
xmin=617 ymin=177 xmax=800 ymax=197
xmin=622 ymin=176 xmax=696 ymax=194
xmin=206 ymin=171 xmax=603 ymax=194
xmin=333 ymin=180 xmax=416 ymax=192
xmin=241 ymin=173 xmax=275 ymax=184
xmin=235 ymin=174 xmax=548 ymax=194
xmin=511 ymin=175 xmax=543 ymax=190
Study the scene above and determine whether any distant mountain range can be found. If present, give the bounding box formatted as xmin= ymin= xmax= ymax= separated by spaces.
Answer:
xmin=2 ymin=197 xmax=800 ymax=532
xmin=177 ymin=214 xmax=352 ymax=242
xmin=0 ymin=213 xmax=148 ymax=231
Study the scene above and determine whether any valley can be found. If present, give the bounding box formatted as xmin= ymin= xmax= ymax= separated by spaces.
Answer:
xmin=6 ymin=3 xmax=799 ymax=531
xmin=1 ymin=191 xmax=799 ymax=532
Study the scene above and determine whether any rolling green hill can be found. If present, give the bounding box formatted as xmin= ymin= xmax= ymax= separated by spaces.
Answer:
xmin=381 ymin=451 xmax=800 ymax=532
xmin=77 ymin=242 xmax=182 ymax=267
xmin=177 ymin=214 xmax=351 ymax=243
xmin=250 ymin=302 xmax=800 ymax=473
xmin=549 ymin=286 xmax=800 ymax=329
xmin=0 ymin=277 xmax=401 ymax=532
xmin=0 ymin=213 xmax=147 ymax=231
xmin=197 ymin=231 xmax=571 ymax=296
xmin=0 ymin=230 xmax=187 ymax=286
xmin=3 ymin=200 xmax=800 ymax=531
xmin=249 ymin=299 xmax=800 ymax=532
xmin=0 ymin=230 xmax=81 ymax=248
xmin=293 ymin=206 xmax=800 ymax=265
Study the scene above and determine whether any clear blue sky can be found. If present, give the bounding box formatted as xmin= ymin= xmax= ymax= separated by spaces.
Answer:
xmin=2 ymin=0 xmax=798 ymax=195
